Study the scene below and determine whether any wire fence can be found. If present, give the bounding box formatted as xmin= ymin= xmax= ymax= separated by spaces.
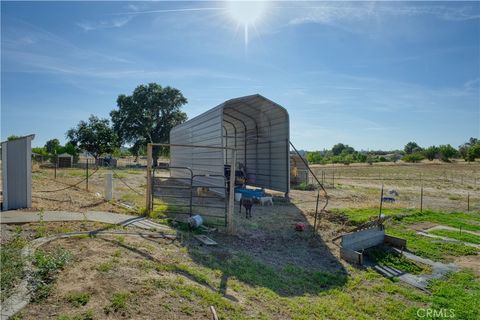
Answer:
xmin=291 ymin=165 xmax=480 ymax=213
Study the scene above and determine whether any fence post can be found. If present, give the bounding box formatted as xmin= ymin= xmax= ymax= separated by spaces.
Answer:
xmin=332 ymin=165 xmax=335 ymax=189
xmin=378 ymin=183 xmax=384 ymax=219
xmin=105 ymin=173 xmax=113 ymax=201
xmin=146 ymin=144 xmax=153 ymax=214
xmin=227 ymin=149 xmax=236 ymax=235
xmin=86 ymin=159 xmax=89 ymax=191
xmin=467 ymin=193 xmax=470 ymax=212
xmin=420 ymin=184 xmax=424 ymax=213
xmin=54 ymin=154 xmax=58 ymax=180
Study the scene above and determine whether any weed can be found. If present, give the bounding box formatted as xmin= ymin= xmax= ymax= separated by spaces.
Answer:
xmin=0 ymin=237 xmax=27 ymax=302
xmin=35 ymin=210 xmax=47 ymax=238
xmin=30 ymin=248 xmax=71 ymax=302
xmin=65 ymin=291 xmax=91 ymax=307
xmin=56 ymin=309 xmax=93 ymax=320
xmin=366 ymin=247 xmax=431 ymax=275
xmin=95 ymin=261 xmax=114 ymax=272
xmin=104 ymin=292 xmax=131 ymax=314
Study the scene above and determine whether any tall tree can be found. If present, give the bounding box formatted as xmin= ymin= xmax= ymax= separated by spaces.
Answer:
xmin=438 ymin=144 xmax=458 ymax=162
xmin=404 ymin=141 xmax=422 ymax=154
xmin=423 ymin=146 xmax=439 ymax=161
xmin=66 ymin=115 xmax=118 ymax=161
xmin=110 ymin=83 xmax=188 ymax=165
xmin=45 ymin=138 xmax=60 ymax=154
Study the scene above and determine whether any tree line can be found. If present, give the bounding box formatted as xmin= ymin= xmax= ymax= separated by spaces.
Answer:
xmin=306 ymin=139 xmax=480 ymax=165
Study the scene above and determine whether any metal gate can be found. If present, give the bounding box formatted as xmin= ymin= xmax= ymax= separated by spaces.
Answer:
xmin=151 ymin=166 xmax=228 ymax=226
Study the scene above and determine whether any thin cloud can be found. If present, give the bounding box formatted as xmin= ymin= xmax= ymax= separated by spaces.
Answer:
xmin=287 ymin=3 xmax=480 ymax=26
xmin=76 ymin=16 xmax=132 ymax=31
xmin=111 ymin=7 xmax=224 ymax=16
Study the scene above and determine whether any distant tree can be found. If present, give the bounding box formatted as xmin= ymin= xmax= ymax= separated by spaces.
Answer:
xmin=404 ymin=142 xmax=422 ymax=155
xmin=110 ymin=83 xmax=188 ymax=166
xmin=466 ymin=142 xmax=480 ymax=162
xmin=66 ymin=115 xmax=118 ymax=161
xmin=403 ymin=153 xmax=424 ymax=163
xmin=423 ymin=146 xmax=439 ymax=161
xmin=459 ymin=137 xmax=479 ymax=162
xmin=437 ymin=144 xmax=458 ymax=162
xmin=306 ymin=151 xmax=323 ymax=164
xmin=45 ymin=139 xmax=60 ymax=154
xmin=7 ymin=135 xmax=20 ymax=141
xmin=332 ymin=143 xmax=354 ymax=155
xmin=32 ymin=147 xmax=48 ymax=156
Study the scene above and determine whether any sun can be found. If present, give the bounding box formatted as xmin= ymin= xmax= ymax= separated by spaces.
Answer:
xmin=226 ymin=1 xmax=268 ymax=47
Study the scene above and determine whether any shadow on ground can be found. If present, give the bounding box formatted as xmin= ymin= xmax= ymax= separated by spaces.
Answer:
xmin=181 ymin=199 xmax=348 ymax=297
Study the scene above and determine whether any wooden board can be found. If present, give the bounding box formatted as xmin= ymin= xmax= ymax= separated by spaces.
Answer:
xmin=194 ymin=235 xmax=218 ymax=246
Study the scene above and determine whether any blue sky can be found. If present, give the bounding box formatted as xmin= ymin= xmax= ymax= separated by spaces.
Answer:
xmin=1 ymin=1 xmax=479 ymax=150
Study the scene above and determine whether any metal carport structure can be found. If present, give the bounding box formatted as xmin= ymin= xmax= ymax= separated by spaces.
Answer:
xmin=170 ymin=94 xmax=290 ymax=196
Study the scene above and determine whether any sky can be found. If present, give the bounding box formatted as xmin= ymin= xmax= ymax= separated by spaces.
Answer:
xmin=1 ymin=1 xmax=479 ymax=151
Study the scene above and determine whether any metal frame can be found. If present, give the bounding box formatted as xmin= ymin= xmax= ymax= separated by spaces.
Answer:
xmin=146 ymin=143 xmax=236 ymax=234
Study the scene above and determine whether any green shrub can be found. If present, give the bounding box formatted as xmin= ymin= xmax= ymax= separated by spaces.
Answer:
xmin=403 ymin=153 xmax=424 ymax=163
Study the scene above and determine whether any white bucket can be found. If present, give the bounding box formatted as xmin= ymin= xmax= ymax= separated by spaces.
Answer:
xmin=234 ymin=193 xmax=242 ymax=202
xmin=188 ymin=214 xmax=203 ymax=228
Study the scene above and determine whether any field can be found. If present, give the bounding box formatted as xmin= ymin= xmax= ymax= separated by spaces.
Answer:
xmin=1 ymin=160 xmax=480 ymax=319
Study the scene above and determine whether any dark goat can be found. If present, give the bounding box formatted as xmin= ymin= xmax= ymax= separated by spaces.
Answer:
xmin=239 ymin=197 xmax=254 ymax=219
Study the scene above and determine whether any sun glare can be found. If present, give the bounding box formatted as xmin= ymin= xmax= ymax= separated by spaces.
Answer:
xmin=226 ymin=1 xmax=268 ymax=47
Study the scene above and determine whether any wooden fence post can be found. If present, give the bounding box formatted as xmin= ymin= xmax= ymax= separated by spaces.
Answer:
xmin=467 ymin=193 xmax=470 ymax=212
xmin=146 ymin=143 xmax=153 ymax=215
xmin=420 ymin=184 xmax=424 ymax=213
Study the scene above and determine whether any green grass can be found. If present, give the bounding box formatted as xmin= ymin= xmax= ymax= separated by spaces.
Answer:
xmin=56 ymin=310 xmax=93 ymax=320
xmin=95 ymin=261 xmax=115 ymax=272
xmin=331 ymin=208 xmax=480 ymax=232
xmin=366 ymin=247 xmax=431 ymax=275
xmin=65 ymin=291 xmax=91 ymax=307
xmin=429 ymin=270 xmax=480 ymax=320
xmin=104 ymin=292 xmax=131 ymax=314
xmin=429 ymin=229 xmax=480 ymax=245
xmin=396 ymin=210 xmax=480 ymax=232
xmin=330 ymin=208 xmax=417 ymax=224
xmin=387 ymin=227 xmax=478 ymax=261
xmin=0 ymin=236 xmax=27 ymax=302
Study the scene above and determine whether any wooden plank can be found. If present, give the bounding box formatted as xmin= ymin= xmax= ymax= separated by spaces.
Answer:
xmin=194 ymin=235 xmax=218 ymax=246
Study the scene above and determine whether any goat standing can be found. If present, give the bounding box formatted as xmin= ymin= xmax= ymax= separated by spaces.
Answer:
xmin=239 ymin=197 xmax=254 ymax=219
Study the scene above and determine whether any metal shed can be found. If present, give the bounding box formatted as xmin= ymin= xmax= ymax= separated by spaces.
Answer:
xmin=57 ymin=153 xmax=73 ymax=168
xmin=170 ymin=94 xmax=290 ymax=196
xmin=1 ymin=134 xmax=34 ymax=210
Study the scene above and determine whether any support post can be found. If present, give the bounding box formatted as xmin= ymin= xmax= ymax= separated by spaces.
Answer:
xmin=467 ymin=193 xmax=470 ymax=212
xmin=146 ymin=143 xmax=153 ymax=215
xmin=227 ymin=149 xmax=236 ymax=235
xmin=378 ymin=183 xmax=384 ymax=219
xmin=105 ymin=173 xmax=113 ymax=201
xmin=86 ymin=159 xmax=89 ymax=191
xmin=54 ymin=152 xmax=58 ymax=180
xmin=420 ymin=184 xmax=424 ymax=213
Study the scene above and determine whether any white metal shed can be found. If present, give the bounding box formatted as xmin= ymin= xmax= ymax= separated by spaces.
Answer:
xmin=170 ymin=94 xmax=290 ymax=196
xmin=1 ymin=134 xmax=34 ymax=210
